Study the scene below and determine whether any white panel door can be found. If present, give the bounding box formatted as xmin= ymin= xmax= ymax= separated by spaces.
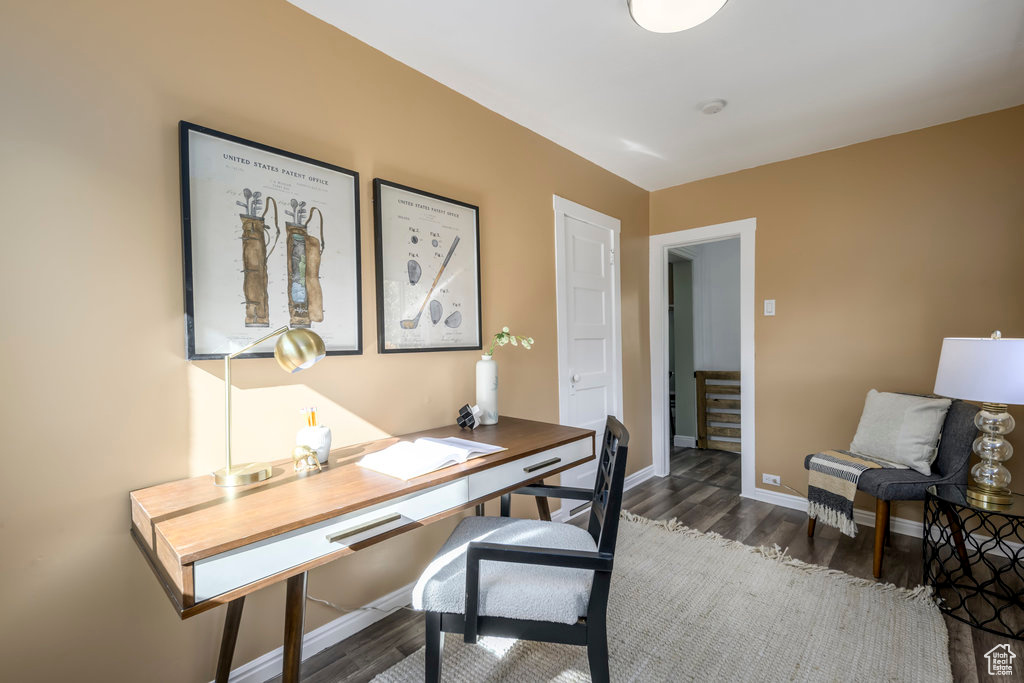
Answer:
xmin=553 ymin=196 xmax=622 ymax=494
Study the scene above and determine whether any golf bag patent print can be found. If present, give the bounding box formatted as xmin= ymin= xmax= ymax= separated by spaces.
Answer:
xmin=284 ymin=199 xmax=324 ymax=328
xmin=237 ymin=190 xmax=280 ymax=327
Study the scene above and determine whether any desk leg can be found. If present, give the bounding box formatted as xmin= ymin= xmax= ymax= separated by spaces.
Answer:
xmin=215 ymin=596 xmax=245 ymax=683
xmin=535 ymin=479 xmax=551 ymax=521
xmin=282 ymin=572 xmax=307 ymax=683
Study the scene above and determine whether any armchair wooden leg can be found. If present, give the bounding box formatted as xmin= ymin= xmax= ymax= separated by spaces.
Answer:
xmin=807 ymin=517 xmax=816 ymax=538
xmin=873 ymin=499 xmax=890 ymax=579
xmin=425 ymin=611 xmax=443 ymax=683
xmin=586 ymin=615 xmax=610 ymax=683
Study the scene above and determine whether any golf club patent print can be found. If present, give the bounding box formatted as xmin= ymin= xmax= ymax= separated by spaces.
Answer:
xmin=373 ymin=179 xmax=481 ymax=353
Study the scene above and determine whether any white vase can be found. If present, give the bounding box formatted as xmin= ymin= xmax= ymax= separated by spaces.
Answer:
xmin=476 ymin=355 xmax=498 ymax=425
xmin=296 ymin=426 xmax=332 ymax=464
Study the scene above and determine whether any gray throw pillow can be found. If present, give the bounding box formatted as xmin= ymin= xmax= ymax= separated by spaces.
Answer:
xmin=849 ymin=390 xmax=952 ymax=476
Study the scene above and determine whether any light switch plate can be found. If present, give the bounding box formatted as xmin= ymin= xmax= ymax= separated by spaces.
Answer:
xmin=764 ymin=299 xmax=776 ymax=316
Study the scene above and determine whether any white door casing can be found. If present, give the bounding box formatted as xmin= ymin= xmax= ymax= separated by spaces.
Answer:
xmin=649 ymin=218 xmax=756 ymax=497
xmin=553 ymin=196 xmax=623 ymax=493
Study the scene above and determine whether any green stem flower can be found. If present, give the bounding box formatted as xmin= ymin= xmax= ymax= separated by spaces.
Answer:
xmin=486 ymin=326 xmax=535 ymax=356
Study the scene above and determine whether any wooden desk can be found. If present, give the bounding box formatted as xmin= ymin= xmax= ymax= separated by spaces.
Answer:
xmin=130 ymin=417 xmax=594 ymax=682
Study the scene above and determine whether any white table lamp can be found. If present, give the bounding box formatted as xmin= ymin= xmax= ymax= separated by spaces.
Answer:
xmin=934 ymin=331 xmax=1024 ymax=505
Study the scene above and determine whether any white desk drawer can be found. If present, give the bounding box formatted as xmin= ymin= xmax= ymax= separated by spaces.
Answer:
xmin=193 ymin=438 xmax=591 ymax=602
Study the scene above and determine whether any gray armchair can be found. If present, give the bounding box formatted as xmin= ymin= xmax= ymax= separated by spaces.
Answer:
xmin=805 ymin=398 xmax=978 ymax=578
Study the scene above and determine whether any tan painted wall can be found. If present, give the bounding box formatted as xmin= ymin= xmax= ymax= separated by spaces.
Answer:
xmin=0 ymin=1 xmax=650 ymax=680
xmin=651 ymin=105 xmax=1024 ymax=521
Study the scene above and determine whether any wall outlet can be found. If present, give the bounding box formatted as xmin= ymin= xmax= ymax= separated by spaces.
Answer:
xmin=762 ymin=473 xmax=781 ymax=486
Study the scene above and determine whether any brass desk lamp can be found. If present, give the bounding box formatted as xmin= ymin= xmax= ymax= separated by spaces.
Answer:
xmin=215 ymin=326 xmax=326 ymax=486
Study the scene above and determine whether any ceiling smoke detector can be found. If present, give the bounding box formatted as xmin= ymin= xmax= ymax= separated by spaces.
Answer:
xmin=699 ymin=99 xmax=727 ymax=115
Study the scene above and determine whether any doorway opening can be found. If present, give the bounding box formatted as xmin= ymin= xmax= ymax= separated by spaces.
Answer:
xmin=649 ymin=218 xmax=756 ymax=499
xmin=667 ymin=241 xmax=741 ymax=492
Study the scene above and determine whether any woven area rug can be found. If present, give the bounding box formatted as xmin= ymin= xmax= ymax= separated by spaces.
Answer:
xmin=372 ymin=512 xmax=951 ymax=682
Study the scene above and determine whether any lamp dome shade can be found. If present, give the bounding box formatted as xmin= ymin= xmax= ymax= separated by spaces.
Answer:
xmin=934 ymin=337 xmax=1024 ymax=405
xmin=628 ymin=0 xmax=727 ymax=33
xmin=274 ymin=328 xmax=326 ymax=373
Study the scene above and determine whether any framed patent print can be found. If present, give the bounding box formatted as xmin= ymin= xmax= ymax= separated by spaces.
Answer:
xmin=180 ymin=121 xmax=361 ymax=359
xmin=373 ymin=178 xmax=481 ymax=353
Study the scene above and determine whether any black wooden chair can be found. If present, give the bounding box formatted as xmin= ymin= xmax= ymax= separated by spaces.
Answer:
xmin=412 ymin=416 xmax=629 ymax=683
xmin=805 ymin=398 xmax=978 ymax=578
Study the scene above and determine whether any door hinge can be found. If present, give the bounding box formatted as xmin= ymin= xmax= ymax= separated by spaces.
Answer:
xmin=609 ymin=249 xmax=615 ymax=267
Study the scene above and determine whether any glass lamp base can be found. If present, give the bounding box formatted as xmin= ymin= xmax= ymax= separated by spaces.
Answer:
xmin=968 ymin=403 xmax=1015 ymax=507
xmin=213 ymin=461 xmax=273 ymax=487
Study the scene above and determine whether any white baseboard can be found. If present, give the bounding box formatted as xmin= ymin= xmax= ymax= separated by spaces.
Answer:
xmin=744 ymin=487 xmax=1024 ymax=559
xmin=673 ymin=435 xmax=696 ymax=448
xmin=853 ymin=508 xmax=922 ymax=538
xmin=742 ymin=487 xmax=922 ymax=538
xmin=220 ymin=580 xmax=416 ymax=683
xmin=624 ymin=464 xmax=656 ymax=491
xmin=551 ymin=465 xmax=655 ymax=523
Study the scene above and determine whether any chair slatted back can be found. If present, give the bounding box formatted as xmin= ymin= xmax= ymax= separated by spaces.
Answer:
xmin=587 ymin=416 xmax=630 ymax=555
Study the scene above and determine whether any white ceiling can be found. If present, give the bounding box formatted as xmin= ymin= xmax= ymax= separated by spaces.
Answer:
xmin=290 ymin=0 xmax=1024 ymax=191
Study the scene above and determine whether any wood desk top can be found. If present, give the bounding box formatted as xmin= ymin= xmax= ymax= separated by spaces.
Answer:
xmin=131 ymin=417 xmax=594 ymax=615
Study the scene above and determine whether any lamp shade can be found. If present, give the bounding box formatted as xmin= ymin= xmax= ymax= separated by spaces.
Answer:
xmin=627 ymin=0 xmax=728 ymax=33
xmin=274 ymin=328 xmax=326 ymax=373
xmin=934 ymin=336 xmax=1024 ymax=405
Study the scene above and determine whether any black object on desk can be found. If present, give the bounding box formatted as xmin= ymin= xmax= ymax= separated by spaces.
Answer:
xmin=924 ymin=484 xmax=1024 ymax=639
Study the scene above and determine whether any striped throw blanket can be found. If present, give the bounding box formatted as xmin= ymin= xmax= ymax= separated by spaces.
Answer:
xmin=807 ymin=450 xmax=905 ymax=537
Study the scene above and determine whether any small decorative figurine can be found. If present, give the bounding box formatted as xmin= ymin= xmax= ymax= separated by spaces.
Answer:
xmin=457 ymin=404 xmax=483 ymax=430
xmin=292 ymin=444 xmax=323 ymax=474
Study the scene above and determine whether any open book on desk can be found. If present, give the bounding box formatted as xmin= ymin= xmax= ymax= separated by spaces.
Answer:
xmin=357 ymin=437 xmax=506 ymax=480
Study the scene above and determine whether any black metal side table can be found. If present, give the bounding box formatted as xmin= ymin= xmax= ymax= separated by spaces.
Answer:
xmin=924 ymin=484 xmax=1024 ymax=639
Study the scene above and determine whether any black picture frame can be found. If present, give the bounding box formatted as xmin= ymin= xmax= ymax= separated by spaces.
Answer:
xmin=179 ymin=121 xmax=362 ymax=360
xmin=373 ymin=178 xmax=482 ymax=353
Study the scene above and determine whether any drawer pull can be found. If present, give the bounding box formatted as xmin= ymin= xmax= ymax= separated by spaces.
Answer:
xmin=326 ymin=513 xmax=402 ymax=543
xmin=524 ymin=457 xmax=561 ymax=473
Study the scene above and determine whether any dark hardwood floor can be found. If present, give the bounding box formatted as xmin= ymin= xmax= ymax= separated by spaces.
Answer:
xmin=271 ymin=447 xmax=1016 ymax=682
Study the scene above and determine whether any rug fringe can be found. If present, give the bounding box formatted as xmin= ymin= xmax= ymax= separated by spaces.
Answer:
xmin=619 ymin=511 xmax=936 ymax=605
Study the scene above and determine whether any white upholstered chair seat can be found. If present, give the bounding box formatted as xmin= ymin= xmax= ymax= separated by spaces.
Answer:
xmin=412 ymin=516 xmax=597 ymax=625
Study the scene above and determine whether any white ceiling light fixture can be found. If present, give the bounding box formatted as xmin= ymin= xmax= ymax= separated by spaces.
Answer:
xmin=628 ymin=0 xmax=728 ymax=33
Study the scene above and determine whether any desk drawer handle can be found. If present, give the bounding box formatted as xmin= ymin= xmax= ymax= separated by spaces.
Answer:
xmin=326 ymin=513 xmax=402 ymax=543
xmin=524 ymin=457 xmax=561 ymax=473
